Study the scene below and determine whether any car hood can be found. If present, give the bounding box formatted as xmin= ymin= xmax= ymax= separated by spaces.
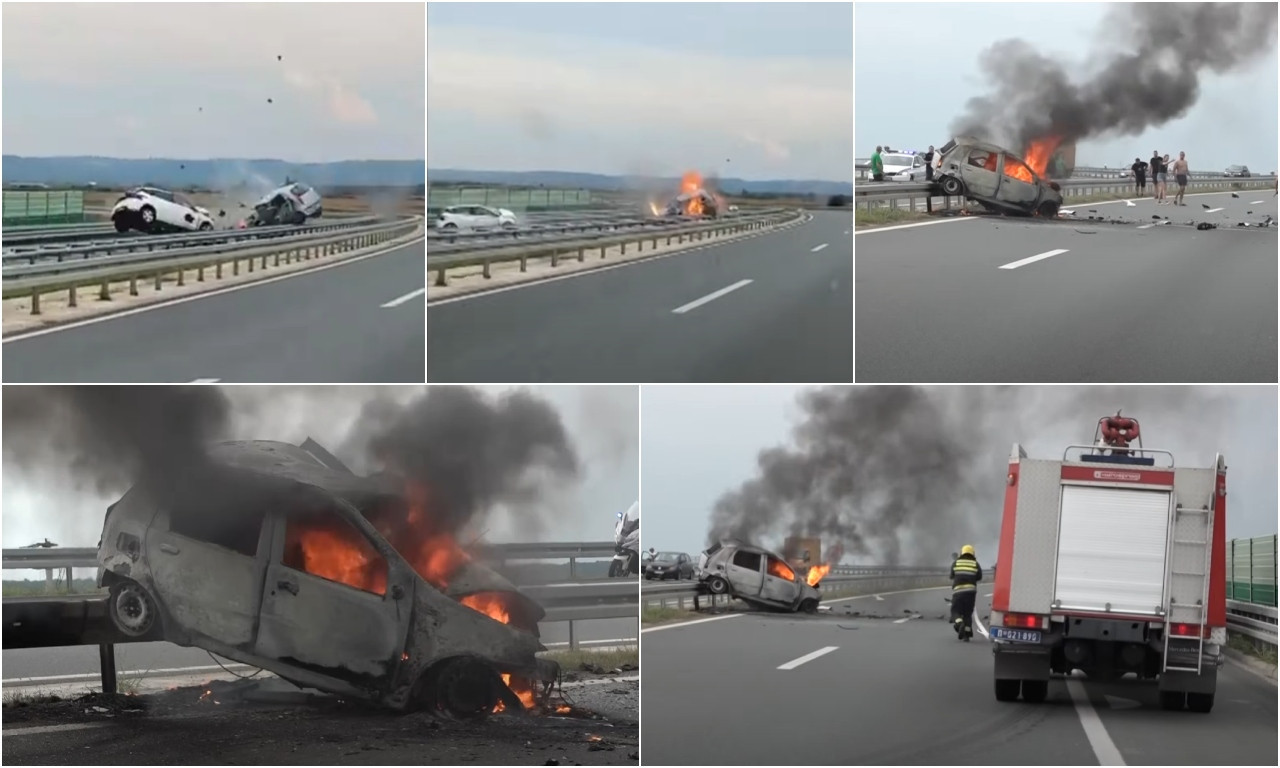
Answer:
xmin=647 ymin=558 xmax=679 ymax=567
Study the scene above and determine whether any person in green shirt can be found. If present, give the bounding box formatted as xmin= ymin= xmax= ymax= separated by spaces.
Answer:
xmin=871 ymin=146 xmax=885 ymax=181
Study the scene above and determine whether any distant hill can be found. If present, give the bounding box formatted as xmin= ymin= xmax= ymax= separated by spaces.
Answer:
xmin=3 ymin=156 xmax=425 ymax=189
xmin=428 ymin=168 xmax=853 ymax=197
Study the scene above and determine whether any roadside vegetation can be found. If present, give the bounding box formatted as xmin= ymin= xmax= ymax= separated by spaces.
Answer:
xmin=2 ymin=578 xmax=104 ymax=598
xmin=641 ymin=606 xmax=694 ymax=626
xmin=542 ymin=647 xmax=638 ymax=672
xmin=1227 ymin=631 xmax=1278 ymax=668
xmin=855 ymin=207 xmax=930 ymax=228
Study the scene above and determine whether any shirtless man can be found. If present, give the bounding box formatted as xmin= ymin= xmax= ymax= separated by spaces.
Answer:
xmin=1171 ymin=151 xmax=1189 ymax=206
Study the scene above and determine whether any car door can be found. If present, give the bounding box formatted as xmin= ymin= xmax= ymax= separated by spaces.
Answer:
xmin=172 ymin=192 xmax=202 ymax=229
xmin=256 ymin=501 xmax=414 ymax=684
xmin=145 ymin=507 xmax=270 ymax=649
xmin=959 ymin=147 xmax=1001 ymax=199
xmin=760 ymin=555 xmax=800 ymax=604
xmin=725 ymin=548 xmax=765 ymax=597
xmin=678 ymin=553 xmax=692 ymax=578
xmin=474 ymin=206 xmax=500 ymax=229
xmin=996 ymin=154 xmax=1039 ymax=208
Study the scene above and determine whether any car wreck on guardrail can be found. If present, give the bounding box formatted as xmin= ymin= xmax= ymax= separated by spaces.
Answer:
xmin=697 ymin=540 xmax=824 ymax=613
xmin=96 ymin=438 xmax=558 ymax=719
xmin=934 ymin=136 xmax=1063 ymax=218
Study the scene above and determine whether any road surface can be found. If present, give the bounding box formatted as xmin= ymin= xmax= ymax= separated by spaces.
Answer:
xmin=641 ymin=586 xmax=1277 ymax=766
xmin=856 ymin=191 xmax=1277 ymax=382
xmin=428 ymin=211 xmax=853 ymax=383
xmin=3 ymin=239 xmax=425 ymax=383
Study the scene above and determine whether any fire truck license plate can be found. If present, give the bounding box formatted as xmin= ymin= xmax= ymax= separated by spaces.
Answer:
xmin=992 ymin=628 xmax=1041 ymax=644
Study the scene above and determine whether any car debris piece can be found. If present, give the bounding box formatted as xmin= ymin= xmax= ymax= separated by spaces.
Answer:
xmin=1231 ymin=192 xmax=1239 ymax=198
xmin=933 ymin=136 xmax=1063 ymax=218
xmin=696 ymin=540 xmax=825 ymax=613
xmin=1201 ymin=203 xmax=1211 ymax=209
xmin=97 ymin=438 xmax=559 ymax=718
xmin=1196 ymin=222 xmax=1217 ymax=230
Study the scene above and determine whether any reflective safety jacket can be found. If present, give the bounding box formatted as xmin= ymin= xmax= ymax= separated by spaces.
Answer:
xmin=950 ymin=554 xmax=983 ymax=591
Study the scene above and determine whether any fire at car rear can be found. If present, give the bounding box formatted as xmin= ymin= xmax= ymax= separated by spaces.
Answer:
xmin=96 ymin=438 xmax=560 ymax=719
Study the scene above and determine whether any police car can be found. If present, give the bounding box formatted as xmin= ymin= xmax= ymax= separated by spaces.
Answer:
xmin=882 ymin=149 xmax=930 ymax=181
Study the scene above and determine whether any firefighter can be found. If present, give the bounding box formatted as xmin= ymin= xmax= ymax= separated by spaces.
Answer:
xmin=950 ymin=545 xmax=983 ymax=641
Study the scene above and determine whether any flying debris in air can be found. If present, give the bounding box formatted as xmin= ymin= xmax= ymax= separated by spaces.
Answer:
xmin=277 ymin=55 xmax=283 ymax=61
xmin=267 ymin=98 xmax=274 ymax=104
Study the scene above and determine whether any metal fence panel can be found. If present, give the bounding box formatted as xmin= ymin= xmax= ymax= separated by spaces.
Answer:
xmin=1228 ymin=535 xmax=1277 ymax=607
xmin=426 ymin=186 xmax=594 ymax=212
xmin=3 ymin=191 xmax=87 ymax=226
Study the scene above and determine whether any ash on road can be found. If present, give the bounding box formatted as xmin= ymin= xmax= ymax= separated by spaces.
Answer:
xmin=856 ymin=191 xmax=1278 ymax=383
xmin=641 ymin=586 xmax=1277 ymax=766
xmin=427 ymin=211 xmax=853 ymax=383
xmin=3 ymin=673 xmax=638 ymax=766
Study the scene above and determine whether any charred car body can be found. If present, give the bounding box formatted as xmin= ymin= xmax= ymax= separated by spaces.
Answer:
xmin=662 ymin=189 xmax=720 ymax=218
xmin=697 ymin=541 xmax=822 ymax=613
xmin=934 ymin=137 xmax=1063 ymax=218
xmin=97 ymin=439 xmax=557 ymax=718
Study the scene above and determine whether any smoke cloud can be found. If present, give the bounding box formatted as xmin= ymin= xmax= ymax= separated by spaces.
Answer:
xmin=706 ymin=386 xmax=1238 ymax=565
xmin=951 ymin=2 xmax=1278 ymax=150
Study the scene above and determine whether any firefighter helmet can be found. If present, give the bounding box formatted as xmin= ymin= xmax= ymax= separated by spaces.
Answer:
xmin=960 ymin=545 xmax=975 ymax=556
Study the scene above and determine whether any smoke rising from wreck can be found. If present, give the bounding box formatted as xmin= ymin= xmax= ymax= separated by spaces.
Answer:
xmin=706 ymin=386 xmax=1237 ymax=566
xmin=3 ymin=386 xmax=581 ymax=543
xmin=951 ymin=2 xmax=1278 ymax=150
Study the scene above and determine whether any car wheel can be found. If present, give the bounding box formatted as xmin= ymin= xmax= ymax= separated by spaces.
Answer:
xmin=1037 ymin=200 xmax=1060 ymax=218
xmin=994 ymin=679 xmax=1020 ymax=702
xmin=1021 ymin=680 xmax=1048 ymax=703
xmin=108 ymin=579 xmax=159 ymax=638
xmin=199 ymin=222 xmax=213 ymax=231
xmin=799 ymin=599 xmax=819 ymax=614
xmin=939 ymin=176 xmax=964 ymax=196
xmin=138 ymin=205 xmax=157 ymax=232
xmin=113 ymin=217 xmax=130 ymax=233
xmin=707 ymin=576 xmax=729 ymax=595
xmin=442 ymin=222 xmax=458 ymax=230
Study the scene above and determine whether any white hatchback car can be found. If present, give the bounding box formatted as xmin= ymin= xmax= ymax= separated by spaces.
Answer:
xmin=248 ymin=182 xmax=323 ymax=226
xmin=111 ymin=187 xmax=214 ymax=234
xmin=435 ymin=205 xmax=518 ymax=232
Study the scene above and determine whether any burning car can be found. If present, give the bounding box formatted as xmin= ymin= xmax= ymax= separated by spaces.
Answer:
xmin=243 ymin=181 xmax=323 ymax=227
xmin=96 ymin=438 xmax=558 ymax=718
xmin=650 ymin=170 xmax=722 ymax=218
xmin=696 ymin=541 xmax=826 ymax=613
xmin=934 ymin=137 xmax=1063 ymax=218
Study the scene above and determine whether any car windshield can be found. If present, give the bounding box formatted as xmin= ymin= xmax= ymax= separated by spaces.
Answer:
xmin=656 ymin=552 xmax=682 ymax=560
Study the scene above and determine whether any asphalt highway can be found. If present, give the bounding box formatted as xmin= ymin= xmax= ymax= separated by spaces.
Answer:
xmin=641 ymin=586 xmax=1277 ymax=766
xmin=428 ymin=211 xmax=853 ymax=383
xmin=3 ymin=238 xmax=425 ymax=383
xmin=2 ymin=617 xmax=635 ymax=684
xmin=856 ymin=191 xmax=1278 ymax=382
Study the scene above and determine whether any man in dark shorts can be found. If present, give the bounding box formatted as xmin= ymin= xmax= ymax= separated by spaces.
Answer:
xmin=1131 ymin=156 xmax=1148 ymax=196
xmin=924 ymin=145 xmax=936 ymax=182
xmin=1172 ymin=151 xmax=1189 ymax=206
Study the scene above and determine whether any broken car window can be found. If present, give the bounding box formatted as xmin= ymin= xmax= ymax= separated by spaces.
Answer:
xmin=967 ymin=149 xmax=997 ymax=172
xmin=169 ymin=506 xmax=264 ymax=558
xmin=1002 ymin=155 xmax=1035 ymax=183
xmin=283 ymin=508 xmax=388 ymax=596
xmin=732 ymin=549 xmax=763 ymax=572
xmin=766 ymin=556 xmax=796 ymax=582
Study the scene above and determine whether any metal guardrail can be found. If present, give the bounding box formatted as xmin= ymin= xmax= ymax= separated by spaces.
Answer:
xmin=2 ymin=541 xmax=635 ymax=694
xmin=642 ymin=569 xmax=952 ymax=610
xmin=855 ymin=175 xmax=1276 ymax=212
xmin=855 ymin=164 xmax=1275 ymax=182
xmin=426 ymin=213 xmax=722 ymax=252
xmin=429 ymin=209 xmax=802 ymax=288
xmin=1226 ymin=599 xmax=1277 ymax=652
xmin=3 ymin=217 xmax=422 ymax=314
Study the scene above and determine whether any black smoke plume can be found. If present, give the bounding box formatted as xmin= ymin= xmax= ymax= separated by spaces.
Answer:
xmin=951 ymin=2 xmax=1278 ymax=150
xmin=707 ymin=386 xmax=1237 ymax=566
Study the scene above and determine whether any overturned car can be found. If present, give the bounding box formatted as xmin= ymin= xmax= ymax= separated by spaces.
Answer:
xmin=97 ymin=438 xmax=557 ymax=718
xmin=242 ymin=182 xmax=323 ymax=227
xmin=934 ymin=137 xmax=1062 ymax=218
xmin=697 ymin=540 xmax=823 ymax=613
xmin=662 ymin=189 xmax=720 ymax=218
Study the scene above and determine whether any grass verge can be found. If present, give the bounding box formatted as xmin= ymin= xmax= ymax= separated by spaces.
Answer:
xmin=542 ymin=647 xmax=638 ymax=672
xmin=855 ymin=207 xmax=930 ymax=228
xmin=1228 ymin=631 xmax=1278 ymax=667
xmin=641 ymin=606 xmax=697 ymax=626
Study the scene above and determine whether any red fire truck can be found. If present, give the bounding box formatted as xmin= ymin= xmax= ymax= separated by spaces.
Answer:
xmin=990 ymin=414 xmax=1226 ymax=712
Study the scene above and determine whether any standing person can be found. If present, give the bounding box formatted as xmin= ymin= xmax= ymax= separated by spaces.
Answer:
xmin=871 ymin=146 xmax=885 ymax=182
xmin=1131 ymin=156 xmax=1148 ymax=197
xmin=1157 ymin=149 xmax=1167 ymax=200
xmin=1172 ymin=151 xmax=1189 ymax=206
xmin=1160 ymin=154 xmax=1172 ymax=204
xmin=949 ymin=545 xmax=983 ymax=641
xmin=924 ymin=145 xmax=937 ymax=182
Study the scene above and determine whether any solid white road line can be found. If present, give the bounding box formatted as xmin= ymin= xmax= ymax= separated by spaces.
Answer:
xmin=4 ymin=722 xmax=111 ymax=737
xmin=1204 ymin=207 xmax=1225 ymax=214
xmin=671 ymin=279 xmax=753 ymax=314
xmin=381 ymin=287 xmax=425 ymax=307
xmin=188 ymin=378 xmax=220 ymax=384
xmin=973 ymin=611 xmax=990 ymax=640
xmin=1249 ymin=200 xmax=1265 ymax=204
xmin=827 ymin=585 xmax=948 ymax=604
xmin=811 ymin=243 xmax=829 ymax=252
xmin=1137 ymin=224 xmax=1156 ymax=230
xmin=1066 ymin=676 xmax=1127 ymax=766
xmin=855 ymin=217 xmax=980 ymax=235
xmin=641 ymin=613 xmax=744 ymax=634
xmin=778 ymin=646 xmax=839 ymax=670
xmin=893 ymin=616 xmax=914 ymax=624
xmin=999 ymin=248 xmax=1069 ymax=270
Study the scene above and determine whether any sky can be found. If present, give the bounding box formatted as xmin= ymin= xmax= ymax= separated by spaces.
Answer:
xmin=427 ymin=2 xmax=853 ymax=181
xmin=1 ymin=386 xmax=638 ymax=576
xmin=1 ymin=2 xmax=424 ymax=162
xmin=642 ymin=386 xmax=1277 ymax=564
xmin=855 ymin=2 xmax=1279 ymax=172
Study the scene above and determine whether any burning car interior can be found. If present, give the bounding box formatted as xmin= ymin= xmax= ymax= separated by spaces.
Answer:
xmin=97 ymin=439 xmax=565 ymax=720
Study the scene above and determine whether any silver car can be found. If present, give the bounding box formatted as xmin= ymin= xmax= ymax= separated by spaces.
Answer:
xmin=935 ymin=137 xmax=1063 ymax=217
xmin=96 ymin=438 xmax=557 ymax=717
xmin=247 ymin=182 xmax=323 ymax=226
xmin=697 ymin=540 xmax=822 ymax=613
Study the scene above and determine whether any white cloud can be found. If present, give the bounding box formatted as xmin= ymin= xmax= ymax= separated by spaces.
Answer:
xmin=427 ymin=25 xmax=851 ymax=151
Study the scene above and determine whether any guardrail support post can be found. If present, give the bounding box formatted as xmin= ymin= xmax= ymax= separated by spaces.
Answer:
xmin=569 ymin=620 xmax=577 ymax=651
xmin=99 ymin=644 xmax=117 ymax=695
xmin=29 ymin=292 xmax=41 ymax=316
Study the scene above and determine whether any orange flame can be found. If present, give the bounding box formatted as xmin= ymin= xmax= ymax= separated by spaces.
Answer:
xmin=459 ymin=592 xmax=512 ymax=625
xmin=768 ymin=558 xmax=796 ymax=582
xmin=681 ymin=170 xmax=705 ymax=215
xmin=1021 ymin=136 xmax=1062 ymax=180
xmin=292 ymin=525 xmax=387 ymax=595
xmin=497 ymin=673 xmax=537 ymax=712
xmin=806 ymin=563 xmax=831 ymax=587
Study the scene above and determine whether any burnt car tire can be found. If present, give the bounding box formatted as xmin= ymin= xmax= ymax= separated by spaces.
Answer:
xmin=108 ymin=579 xmax=160 ymax=638
xmin=416 ymin=657 xmax=502 ymax=719
xmin=799 ymin=599 xmax=819 ymax=614
xmin=707 ymin=575 xmax=730 ymax=595
xmin=939 ymin=176 xmax=964 ymax=196
xmin=1037 ymin=200 xmax=1060 ymax=218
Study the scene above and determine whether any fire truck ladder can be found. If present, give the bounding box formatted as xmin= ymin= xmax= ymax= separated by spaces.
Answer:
xmin=1163 ymin=503 xmax=1214 ymax=674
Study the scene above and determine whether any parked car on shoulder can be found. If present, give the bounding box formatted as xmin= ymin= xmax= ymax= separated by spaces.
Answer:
xmin=644 ymin=551 xmax=696 ymax=580
xmin=1225 ymin=165 xmax=1251 ymax=178
xmin=111 ymin=187 xmax=214 ymax=234
xmin=934 ymin=136 xmax=1063 ymax=218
